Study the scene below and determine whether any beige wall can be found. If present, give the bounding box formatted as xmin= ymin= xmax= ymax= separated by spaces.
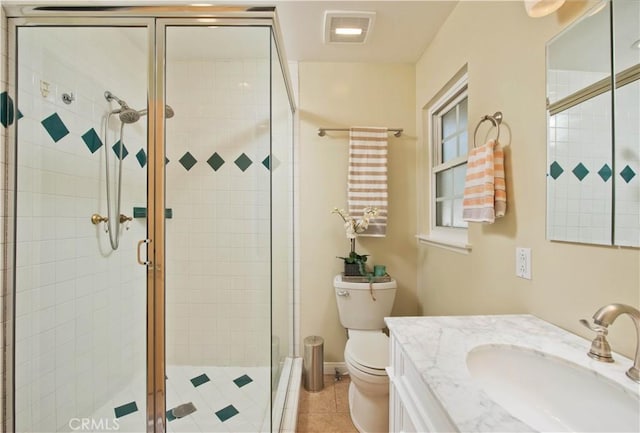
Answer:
xmin=416 ymin=1 xmax=639 ymax=358
xmin=298 ymin=62 xmax=418 ymax=362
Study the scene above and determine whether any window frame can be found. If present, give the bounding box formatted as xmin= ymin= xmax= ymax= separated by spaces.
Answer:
xmin=419 ymin=73 xmax=471 ymax=253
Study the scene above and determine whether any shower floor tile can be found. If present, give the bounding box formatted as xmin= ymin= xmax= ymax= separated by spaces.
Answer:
xmin=165 ymin=365 xmax=270 ymax=433
xmin=82 ymin=366 xmax=269 ymax=433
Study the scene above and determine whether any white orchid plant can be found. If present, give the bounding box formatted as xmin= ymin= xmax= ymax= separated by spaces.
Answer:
xmin=332 ymin=207 xmax=378 ymax=275
xmin=332 ymin=207 xmax=378 ymax=240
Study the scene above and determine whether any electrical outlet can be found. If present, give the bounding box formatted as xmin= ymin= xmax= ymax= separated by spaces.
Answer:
xmin=40 ymin=80 xmax=51 ymax=98
xmin=516 ymin=247 xmax=532 ymax=280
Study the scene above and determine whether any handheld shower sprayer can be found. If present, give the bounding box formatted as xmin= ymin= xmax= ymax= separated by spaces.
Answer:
xmin=99 ymin=90 xmax=176 ymax=251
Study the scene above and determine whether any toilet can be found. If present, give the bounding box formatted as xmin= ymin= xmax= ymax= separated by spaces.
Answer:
xmin=334 ymin=274 xmax=397 ymax=433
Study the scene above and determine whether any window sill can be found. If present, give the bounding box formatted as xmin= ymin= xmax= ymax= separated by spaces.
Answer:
xmin=416 ymin=233 xmax=472 ymax=254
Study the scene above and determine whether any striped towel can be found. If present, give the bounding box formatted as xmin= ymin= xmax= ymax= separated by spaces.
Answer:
xmin=462 ymin=139 xmax=506 ymax=223
xmin=348 ymin=127 xmax=388 ymax=237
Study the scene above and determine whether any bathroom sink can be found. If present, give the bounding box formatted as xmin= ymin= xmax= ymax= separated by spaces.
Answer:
xmin=466 ymin=344 xmax=640 ymax=432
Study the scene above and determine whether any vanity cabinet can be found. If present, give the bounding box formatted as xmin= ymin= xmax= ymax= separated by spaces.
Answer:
xmin=388 ymin=332 xmax=457 ymax=433
xmin=386 ymin=316 xmax=639 ymax=433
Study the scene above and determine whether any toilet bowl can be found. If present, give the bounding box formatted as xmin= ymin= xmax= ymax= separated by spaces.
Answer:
xmin=345 ymin=330 xmax=390 ymax=433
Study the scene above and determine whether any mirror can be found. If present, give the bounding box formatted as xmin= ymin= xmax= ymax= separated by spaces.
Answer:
xmin=612 ymin=0 xmax=640 ymax=246
xmin=546 ymin=0 xmax=639 ymax=247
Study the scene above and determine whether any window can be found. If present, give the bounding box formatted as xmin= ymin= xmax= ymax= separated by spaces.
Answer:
xmin=433 ymin=90 xmax=468 ymax=229
xmin=420 ymin=73 xmax=470 ymax=252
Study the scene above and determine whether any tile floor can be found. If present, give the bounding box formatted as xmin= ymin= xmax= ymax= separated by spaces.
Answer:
xmin=296 ymin=374 xmax=358 ymax=433
xmin=96 ymin=366 xmax=270 ymax=433
xmin=164 ymin=365 xmax=270 ymax=433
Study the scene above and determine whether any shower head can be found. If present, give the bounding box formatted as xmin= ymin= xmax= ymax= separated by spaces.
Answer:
xmin=117 ymin=107 xmax=141 ymax=124
xmin=111 ymin=105 xmax=174 ymax=124
xmin=106 ymin=90 xmax=175 ymax=124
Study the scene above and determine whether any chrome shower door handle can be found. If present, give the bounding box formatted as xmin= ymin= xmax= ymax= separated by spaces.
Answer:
xmin=337 ymin=290 xmax=350 ymax=297
xmin=137 ymin=239 xmax=151 ymax=266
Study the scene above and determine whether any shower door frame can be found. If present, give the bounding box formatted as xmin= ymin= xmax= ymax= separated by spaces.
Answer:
xmin=5 ymin=6 xmax=295 ymax=433
xmin=7 ymin=15 xmax=160 ymax=433
xmin=154 ymin=17 xmax=286 ymax=433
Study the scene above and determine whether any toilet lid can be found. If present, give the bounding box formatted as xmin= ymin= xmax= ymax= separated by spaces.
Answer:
xmin=345 ymin=331 xmax=389 ymax=371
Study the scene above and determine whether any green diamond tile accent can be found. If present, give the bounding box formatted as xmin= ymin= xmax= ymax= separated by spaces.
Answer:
xmin=132 ymin=207 xmax=172 ymax=218
xmin=207 ymin=152 xmax=225 ymax=171
xmin=234 ymin=153 xmax=253 ymax=172
xmin=133 ymin=207 xmax=147 ymax=218
xmin=549 ymin=161 xmax=564 ymax=180
xmin=620 ymin=165 xmax=636 ymax=183
xmin=215 ymin=405 xmax=239 ymax=422
xmin=136 ymin=149 xmax=147 ymax=168
xmin=165 ymin=157 xmax=170 ymax=165
xmin=81 ymin=128 xmax=103 ymax=154
xmin=597 ymin=164 xmax=612 ymax=182
xmin=233 ymin=374 xmax=253 ymax=388
xmin=179 ymin=152 xmax=197 ymax=171
xmin=190 ymin=373 xmax=210 ymax=387
xmin=114 ymin=401 xmax=138 ymax=419
xmin=41 ymin=113 xmax=69 ymax=142
xmin=261 ymin=155 xmax=280 ymax=170
xmin=0 ymin=91 xmax=15 ymax=128
xmin=112 ymin=141 xmax=129 ymax=160
xmin=166 ymin=409 xmax=176 ymax=422
xmin=17 ymin=109 xmax=23 ymax=120
xmin=572 ymin=163 xmax=589 ymax=181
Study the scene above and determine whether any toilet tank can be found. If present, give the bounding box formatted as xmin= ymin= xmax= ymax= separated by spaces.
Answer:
xmin=334 ymin=274 xmax=397 ymax=330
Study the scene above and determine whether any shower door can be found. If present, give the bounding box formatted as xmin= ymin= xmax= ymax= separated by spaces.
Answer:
xmin=12 ymin=22 xmax=155 ymax=432
xmin=161 ymin=22 xmax=274 ymax=432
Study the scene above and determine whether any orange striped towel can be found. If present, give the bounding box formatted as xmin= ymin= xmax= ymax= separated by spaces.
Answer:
xmin=462 ymin=139 xmax=506 ymax=223
xmin=348 ymin=127 xmax=388 ymax=237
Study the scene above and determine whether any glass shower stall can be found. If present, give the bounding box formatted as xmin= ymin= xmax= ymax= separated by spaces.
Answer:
xmin=5 ymin=6 xmax=294 ymax=433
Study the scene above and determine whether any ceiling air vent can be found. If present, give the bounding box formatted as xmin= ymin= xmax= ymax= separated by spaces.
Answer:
xmin=323 ymin=11 xmax=376 ymax=44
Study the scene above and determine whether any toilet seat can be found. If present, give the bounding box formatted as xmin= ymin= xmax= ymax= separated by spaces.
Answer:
xmin=345 ymin=330 xmax=389 ymax=377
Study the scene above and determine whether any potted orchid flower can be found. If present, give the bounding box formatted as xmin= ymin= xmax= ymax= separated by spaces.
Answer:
xmin=332 ymin=207 xmax=378 ymax=276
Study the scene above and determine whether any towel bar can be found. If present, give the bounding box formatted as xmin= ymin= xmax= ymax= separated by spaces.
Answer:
xmin=473 ymin=112 xmax=502 ymax=147
xmin=318 ymin=127 xmax=403 ymax=137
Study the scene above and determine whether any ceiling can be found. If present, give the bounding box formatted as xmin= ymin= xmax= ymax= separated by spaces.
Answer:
xmin=166 ymin=1 xmax=459 ymax=63
xmin=273 ymin=1 xmax=458 ymax=63
xmin=4 ymin=0 xmax=459 ymax=63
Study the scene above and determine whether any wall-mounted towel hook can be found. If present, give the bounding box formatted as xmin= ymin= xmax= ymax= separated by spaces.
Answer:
xmin=473 ymin=111 xmax=502 ymax=148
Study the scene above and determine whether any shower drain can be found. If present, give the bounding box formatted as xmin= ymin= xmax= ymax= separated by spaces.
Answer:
xmin=171 ymin=402 xmax=197 ymax=419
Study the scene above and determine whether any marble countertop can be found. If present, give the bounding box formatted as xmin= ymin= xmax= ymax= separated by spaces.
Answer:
xmin=385 ymin=314 xmax=640 ymax=432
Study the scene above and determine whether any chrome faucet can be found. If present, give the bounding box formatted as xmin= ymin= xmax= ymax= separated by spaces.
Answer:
xmin=583 ymin=303 xmax=640 ymax=383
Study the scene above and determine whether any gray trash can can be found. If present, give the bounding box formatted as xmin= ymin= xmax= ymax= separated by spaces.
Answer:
xmin=303 ymin=335 xmax=324 ymax=392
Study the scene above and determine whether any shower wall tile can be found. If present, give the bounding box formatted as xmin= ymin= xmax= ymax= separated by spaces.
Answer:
xmin=547 ymin=76 xmax=613 ymax=245
xmin=165 ymin=57 xmax=273 ymax=368
xmin=548 ymin=69 xmax=639 ymax=245
xmin=13 ymin=27 xmax=148 ymax=433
